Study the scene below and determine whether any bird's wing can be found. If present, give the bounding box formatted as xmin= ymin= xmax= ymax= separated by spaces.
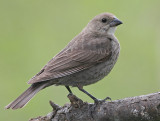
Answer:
xmin=28 ymin=42 xmax=112 ymax=84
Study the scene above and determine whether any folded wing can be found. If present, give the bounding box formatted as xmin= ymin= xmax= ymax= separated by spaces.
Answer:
xmin=28 ymin=42 xmax=111 ymax=84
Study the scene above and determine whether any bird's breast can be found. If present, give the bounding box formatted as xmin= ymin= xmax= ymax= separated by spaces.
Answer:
xmin=85 ymin=39 xmax=120 ymax=84
xmin=71 ymin=38 xmax=120 ymax=86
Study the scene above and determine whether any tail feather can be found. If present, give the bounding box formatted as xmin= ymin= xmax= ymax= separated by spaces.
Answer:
xmin=5 ymin=83 xmax=46 ymax=109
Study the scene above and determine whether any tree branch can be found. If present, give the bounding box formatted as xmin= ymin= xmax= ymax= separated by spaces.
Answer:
xmin=29 ymin=92 xmax=160 ymax=121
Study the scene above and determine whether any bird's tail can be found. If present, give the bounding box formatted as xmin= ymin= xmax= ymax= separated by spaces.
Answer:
xmin=5 ymin=83 xmax=47 ymax=110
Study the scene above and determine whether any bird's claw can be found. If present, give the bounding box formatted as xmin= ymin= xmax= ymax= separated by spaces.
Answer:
xmin=94 ymin=96 xmax=112 ymax=104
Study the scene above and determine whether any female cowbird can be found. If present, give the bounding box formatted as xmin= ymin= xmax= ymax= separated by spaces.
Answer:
xmin=6 ymin=13 xmax=122 ymax=109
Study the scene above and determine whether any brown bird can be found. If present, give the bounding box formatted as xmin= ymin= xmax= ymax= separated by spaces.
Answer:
xmin=5 ymin=12 xmax=122 ymax=109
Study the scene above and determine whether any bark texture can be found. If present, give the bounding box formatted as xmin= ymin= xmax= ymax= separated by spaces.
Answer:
xmin=29 ymin=92 xmax=160 ymax=121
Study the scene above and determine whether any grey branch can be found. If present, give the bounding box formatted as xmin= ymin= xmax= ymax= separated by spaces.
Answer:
xmin=29 ymin=92 xmax=160 ymax=121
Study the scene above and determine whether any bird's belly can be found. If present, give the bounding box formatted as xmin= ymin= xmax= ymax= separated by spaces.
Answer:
xmin=84 ymin=65 xmax=110 ymax=85
xmin=75 ymin=57 xmax=117 ymax=86
xmin=57 ymin=52 xmax=119 ymax=87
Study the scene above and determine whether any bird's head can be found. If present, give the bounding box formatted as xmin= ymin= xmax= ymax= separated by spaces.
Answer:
xmin=86 ymin=13 xmax=122 ymax=35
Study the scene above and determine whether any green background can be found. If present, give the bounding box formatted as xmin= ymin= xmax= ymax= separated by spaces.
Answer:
xmin=1 ymin=0 xmax=160 ymax=120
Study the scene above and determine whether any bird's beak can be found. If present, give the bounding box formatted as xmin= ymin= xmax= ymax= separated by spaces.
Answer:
xmin=110 ymin=18 xmax=123 ymax=27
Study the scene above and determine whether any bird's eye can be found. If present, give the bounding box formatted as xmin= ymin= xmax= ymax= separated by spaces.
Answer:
xmin=102 ymin=18 xmax=107 ymax=23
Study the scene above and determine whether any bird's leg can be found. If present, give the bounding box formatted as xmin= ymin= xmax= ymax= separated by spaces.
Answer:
xmin=77 ymin=85 xmax=111 ymax=104
xmin=65 ymin=86 xmax=72 ymax=94
xmin=77 ymin=85 xmax=99 ymax=103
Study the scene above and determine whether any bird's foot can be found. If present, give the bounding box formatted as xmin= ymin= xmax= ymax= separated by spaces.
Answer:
xmin=94 ymin=96 xmax=112 ymax=104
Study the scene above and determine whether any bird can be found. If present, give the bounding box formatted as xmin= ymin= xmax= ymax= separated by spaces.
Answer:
xmin=5 ymin=12 xmax=122 ymax=109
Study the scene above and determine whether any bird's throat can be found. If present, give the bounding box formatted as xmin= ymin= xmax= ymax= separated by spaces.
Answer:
xmin=107 ymin=27 xmax=116 ymax=35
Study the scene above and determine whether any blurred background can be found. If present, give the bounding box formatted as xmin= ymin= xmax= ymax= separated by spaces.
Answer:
xmin=0 ymin=0 xmax=160 ymax=120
